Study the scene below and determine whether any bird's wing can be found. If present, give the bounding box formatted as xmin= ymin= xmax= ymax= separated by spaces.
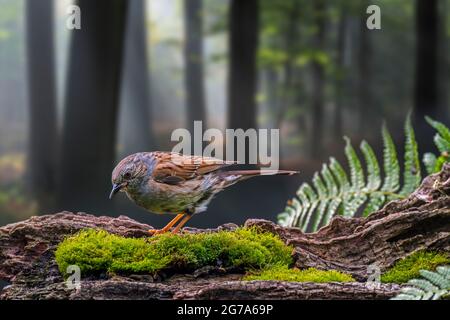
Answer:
xmin=151 ymin=152 xmax=236 ymax=185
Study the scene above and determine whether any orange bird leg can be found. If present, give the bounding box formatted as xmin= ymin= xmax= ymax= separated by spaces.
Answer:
xmin=171 ymin=214 xmax=193 ymax=234
xmin=148 ymin=213 xmax=184 ymax=235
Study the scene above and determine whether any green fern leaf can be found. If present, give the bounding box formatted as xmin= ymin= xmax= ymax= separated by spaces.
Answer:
xmin=437 ymin=266 xmax=450 ymax=278
xmin=422 ymin=153 xmax=437 ymax=175
xmin=360 ymin=141 xmax=381 ymax=190
xmin=342 ymin=137 xmax=366 ymax=217
xmin=423 ymin=117 xmax=450 ymax=173
xmin=434 ymin=134 xmax=450 ymax=153
xmin=300 ymin=184 xmax=319 ymax=231
xmin=293 ymin=186 xmax=310 ymax=227
xmin=279 ymin=116 xmax=424 ymax=232
xmin=381 ymin=123 xmax=400 ymax=193
xmin=392 ymin=266 xmax=450 ymax=300
xmin=419 ymin=269 xmax=450 ymax=288
xmin=425 ymin=116 xmax=450 ymax=142
xmin=310 ymin=173 xmax=328 ymax=231
xmin=400 ymin=114 xmax=421 ymax=196
xmin=329 ymin=157 xmax=350 ymax=190
xmin=344 ymin=137 xmax=365 ymax=190
xmin=391 ymin=293 xmax=416 ymax=300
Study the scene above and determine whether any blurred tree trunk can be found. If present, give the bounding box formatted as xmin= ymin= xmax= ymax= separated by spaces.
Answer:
xmin=58 ymin=0 xmax=127 ymax=212
xmin=414 ymin=0 xmax=438 ymax=151
xmin=334 ymin=5 xmax=348 ymax=139
xmin=227 ymin=0 xmax=259 ymax=131
xmin=310 ymin=0 xmax=326 ymax=158
xmin=118 ymin=0 xmax=154 ymax=157
xmin=184 ymin=0 xmax=207 ymax=133
xmin=437 ymin=0 xmax=449 ymax=122
xmin=357 ymin=0 xmax=374 ymax=139
xmin=276 ymin=1 xmax=300 ymax=130
xmin=26 ymin=0 xmax=57 ymax=213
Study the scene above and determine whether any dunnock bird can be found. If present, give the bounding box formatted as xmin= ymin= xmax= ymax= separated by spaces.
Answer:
xmin=110 ymin=152 xmax=298 ymax=234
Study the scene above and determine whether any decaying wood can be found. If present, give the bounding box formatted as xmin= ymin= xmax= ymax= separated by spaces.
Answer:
xmin=246 ymin=164 xmax=450 ymax=281
xmin=0 ymin=164 xmax=449 ymax=300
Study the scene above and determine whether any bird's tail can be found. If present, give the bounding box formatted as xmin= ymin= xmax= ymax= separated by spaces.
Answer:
xmin=223 ymin=170 xmax=298 ymax=178
xmin=217 ymin=169 xmax=298 ymax=188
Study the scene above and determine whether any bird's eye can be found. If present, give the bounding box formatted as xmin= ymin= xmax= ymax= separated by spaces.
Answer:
xmin=123 ymin=172 xmax=132 ymax=180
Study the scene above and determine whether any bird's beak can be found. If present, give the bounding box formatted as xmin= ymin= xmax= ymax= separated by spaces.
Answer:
xmin=109 ymin=183 xmax=124 ymax=200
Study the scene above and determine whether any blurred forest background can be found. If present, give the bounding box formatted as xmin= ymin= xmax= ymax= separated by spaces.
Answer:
xmin=0 ymin=0 xmax=449 ymax=228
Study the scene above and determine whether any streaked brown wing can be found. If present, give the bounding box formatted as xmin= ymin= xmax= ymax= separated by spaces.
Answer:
xmin=151 ymin=152 xmax=236 ymax=184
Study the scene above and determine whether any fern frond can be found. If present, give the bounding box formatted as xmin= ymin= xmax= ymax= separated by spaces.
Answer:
xmin=434 ymin=134 xmax=450 ymax=153
xmin=423 ymin=117 xmax=450 ymax=173
xmin=391 ymin=266 xmax=450 ymax=300
xmin=381 ymin=123 xmax=400 ymax=193
xmin=425 ymin=116 xmax=450 ymax=141
xmin=279 ymin=116 xmax=421 ymax=232
xmin=400 ymin=114 xmax=421 ymax=196
xmin=360 ymin=141 xmax=381 ymax=190
xmin=422 ymin=153 xmax=437 ymax=175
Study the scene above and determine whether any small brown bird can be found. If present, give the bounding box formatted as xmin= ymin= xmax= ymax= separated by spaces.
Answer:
xmin=110 ymin=152 xmax=298 ymax=234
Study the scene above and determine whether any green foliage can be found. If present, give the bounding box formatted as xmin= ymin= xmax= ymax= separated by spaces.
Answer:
xmin=55 ymin=228 xmax=293 ymax=277
xmin=243 ymin=265 xmax=354 ymax=283
xmin=278 ymin=115 xmax=421 ymax=232
xmin=381 ymin=251 xmax=450 ymax=284
xmin=391 ymin=266 xmax=450 ymax=300
xmin=422 ymin=117 xmax=450 ymax=174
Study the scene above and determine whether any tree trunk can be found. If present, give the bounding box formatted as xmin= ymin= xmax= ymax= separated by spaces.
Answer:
xmin=184 ymin=0 xmax=207 ymax=134
xmin=276 ymin=1 xmax=300 ymax=130
xmin=357 ymin=0 xmax=374 ymax=139
xmin=227 ymin=0 xmax=259 ymax=131
xmin=2 ymin=164 xmax=449 ymax=300
xmin=118 ymin=0 xmax=155 ymax=157
xmin=57 ymin=0 xmax=128 ymax=213
xmin=334 ymin=5 xmax=348 ymax=139
xmin=25 ymin=0 xmax=58 ymax=214
xmin=437 ymin=0 xmax=449 ymax=122
xmin=414 ymin=0 xmax=438 ymax=151
xmin=310 ymin=0 xmax=326 ymax=158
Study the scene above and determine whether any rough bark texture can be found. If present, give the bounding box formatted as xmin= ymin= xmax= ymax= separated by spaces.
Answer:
xmin=57 ymin=0 xmax=127 ymax=213
xmin=26 ymin=0 xmax=58 ymax=213
xmin=1 ymin=165 xmax=449 ymax=300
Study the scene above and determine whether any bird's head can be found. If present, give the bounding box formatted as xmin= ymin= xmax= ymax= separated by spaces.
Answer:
xmin=109 ymin=154 xmax=148 ymax=199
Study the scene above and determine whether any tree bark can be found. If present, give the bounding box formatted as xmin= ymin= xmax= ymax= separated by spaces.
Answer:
xmin=227 ymin=0 xmax=259 ymax=131
xmin=118 ymin=0 xmax=155 ymax=157
xmin=25 ymin=0 xmax=58 ymax=213
xmin=1 ymin=164 xmax=449 ymax=299
xmin=57 ymin=0 xmax=128 ymax=212
xmin=184 ymin=0 xmax=207 ymax=133
xmin=414 ymin=0 xmax=439 ymax=151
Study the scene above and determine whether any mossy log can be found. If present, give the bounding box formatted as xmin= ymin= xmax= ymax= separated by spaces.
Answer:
xmin=0 ymin=164 xmax=449 ymax=300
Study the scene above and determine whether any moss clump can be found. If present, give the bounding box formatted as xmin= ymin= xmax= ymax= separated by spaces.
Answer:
xmin=243 ymin=265 xmax=355 ymax=283
xmin=381 ymin=251 xmax=450 ymax=284
xmin=55 ymin=227 xmax=293 ymax=276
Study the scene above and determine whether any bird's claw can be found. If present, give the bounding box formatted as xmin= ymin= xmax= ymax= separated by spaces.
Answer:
xmin=148 ymin=229 xmax=168 ymax=236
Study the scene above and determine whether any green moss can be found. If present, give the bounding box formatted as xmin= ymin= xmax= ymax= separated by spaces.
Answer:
xmin=243 ymin=265 xmax=355 ymax=283
xmin=381 ymin=251 xmax=450 ymax=284
xmin=54 ymin=227 xmax=293 ymax=276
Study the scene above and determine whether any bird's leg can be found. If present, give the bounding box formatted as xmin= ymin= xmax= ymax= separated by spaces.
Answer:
xmin=171 ymin=214 xmax=193 ymax=234
xmin=148 ymin=213 xmax=184 ymax=235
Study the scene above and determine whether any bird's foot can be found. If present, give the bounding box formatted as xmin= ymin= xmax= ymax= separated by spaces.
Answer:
xmin=148 ymin=229 xmax=169 ymax=236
